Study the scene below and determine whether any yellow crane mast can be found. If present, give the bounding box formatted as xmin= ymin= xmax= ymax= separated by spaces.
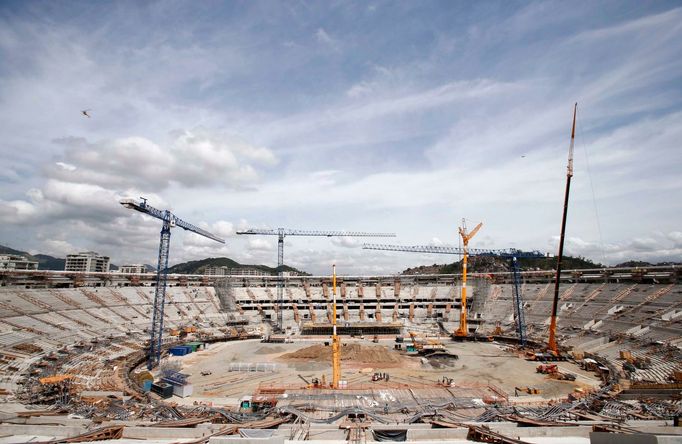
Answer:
xmin=455 ymin=220 xmax=482 ymax=337
xmin=331 ymin=264 xmax=341 ymax=388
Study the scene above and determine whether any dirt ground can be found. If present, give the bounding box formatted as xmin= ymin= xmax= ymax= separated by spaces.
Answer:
xmin=176 ymin=338 xmax=602 ymax=406
xmin=280 ymin=343 xmax=404 ymax=365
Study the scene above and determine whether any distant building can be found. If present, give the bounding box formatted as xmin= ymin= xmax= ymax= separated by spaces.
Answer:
xmin=204 ymin=266 xmax=271 ymax=276
xmin=118 ymin=264 xmax=147 ymax=274
xmin=281 ymin=271 xmax=304 ymax=277
xmin=0 ymin=255 xmax=39 ymax=271
xmin=65 ymin=251 xmax=110 ymax=273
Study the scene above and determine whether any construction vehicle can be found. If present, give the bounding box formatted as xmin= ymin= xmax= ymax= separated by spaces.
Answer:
xmin=623 ymin=362 xmax=637 ymax=373
xmin=298 ymin=374 xmax=310 ymax=385
xmin=515 ymin=386 xmax=541 ymax=395
xmin=619 ymin=351 xmax=651 ymax=370
xmin=671 ymin=371 xmax=682 ymax=383
xmin=405 ymin=331 xmax=449 ymax=356
xmin=526 ymin=351 xmax=567 ymax=362
xmin=537 ymin=364 xmax=559 ymax=374
xmin=236 ymin=228 xmax=395 ymax=331
xmin=537 ymin=364 xmax=576 ymax=380
xmin=299 ymin=374 xmax=326 ymax=389
xmin=371 ymin=372 xmax=389 ymax=382
xmin=548 ymin=103 xmax=578 ymax=355
xmin=439 ymin=376 xmax=454 ymax=387
xmin=407 ymin=331 xmax=423 ymax=354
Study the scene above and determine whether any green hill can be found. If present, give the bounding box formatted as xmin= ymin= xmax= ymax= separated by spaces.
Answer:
xmin=0 ymin=244 xmax=65 ymax=270
xmin=33 ymin=254 xmax=67 ymax=270
xmin=403 ymin=255 xmax=604 ymax=275
xmin=167 ymin=256 xmax=309 ymax=276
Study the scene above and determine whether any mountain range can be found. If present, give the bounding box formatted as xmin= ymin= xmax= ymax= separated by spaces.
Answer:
xmin=2 ymin=243 xmax=677 ymax=276
xmin=400 ymin=255 xmax=681 ymax=275
xmin=0 ymin=244 xmax=67 ymax=270
xmin=0 ymin=244 xmax=308 ymax=275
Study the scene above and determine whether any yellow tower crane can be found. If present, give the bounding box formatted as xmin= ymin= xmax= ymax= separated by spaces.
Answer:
xmin=331 ymin=264 xmax=341 ymax=388
xmin=455 ymin=219 xmax=483 ymax=337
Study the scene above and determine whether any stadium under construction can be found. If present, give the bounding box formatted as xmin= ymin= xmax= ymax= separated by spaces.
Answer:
xmin=0 ymin=264 xmax=680 ymax=444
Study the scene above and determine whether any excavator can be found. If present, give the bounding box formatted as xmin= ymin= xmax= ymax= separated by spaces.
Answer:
xmin=404 ymin=331 xmax=452 ymax=356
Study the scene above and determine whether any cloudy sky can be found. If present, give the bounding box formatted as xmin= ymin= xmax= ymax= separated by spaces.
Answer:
xmin=1 ymin=1 xmax=680 ymax=275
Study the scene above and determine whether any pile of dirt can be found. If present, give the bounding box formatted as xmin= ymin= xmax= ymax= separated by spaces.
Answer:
xmin=253 ymin=345 xmax=286 ymax=355
xmin=280 ymin=343 xmax=403 ymax=364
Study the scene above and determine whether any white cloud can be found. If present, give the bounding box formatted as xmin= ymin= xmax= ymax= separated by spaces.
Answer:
xmin=330 ymin=237 xmax=361 ymax=248
xmin=346 ymin=82 xmax=373 ymax=98
xmin=55 ymin=161 xmax=76 ymax=172
xmin=248 ymin=238 xmax=273 ymax=251
xmin=39 ymin=239 xmax=77 ymax=258
xmin=51 ymin=129 xmax=276 ymax=191
xmin=558 ymin=233 xmax=682 ymax=265
xmin=316 ymin=28 xmax=335 ymax=47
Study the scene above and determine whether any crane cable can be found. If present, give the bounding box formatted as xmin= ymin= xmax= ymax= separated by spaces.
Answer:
xmin=576 ymin=112 xmax=607 ymax=266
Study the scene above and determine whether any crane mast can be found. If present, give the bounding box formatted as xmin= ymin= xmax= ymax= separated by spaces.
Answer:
xmin=548 ymin=103 xmax=578 ymax=354
xmin=510 ymin=257 xmax=527 ymax=345
xmin=120 ymin=198 xmax=225 ymax=369
xmin=331 ymin=264 xmax=341 ymax=388
xmin=456 ymin=220 xmax=482 ymax=337
xmin=237 ymin=228 xmax=395 ymax=331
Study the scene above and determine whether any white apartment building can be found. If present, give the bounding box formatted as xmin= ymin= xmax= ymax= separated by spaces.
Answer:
xmin=0 ymin=255 xmax=39 ymax=271
xmin=204 ymin=266 xmax=271 ymax=276
xmin=65 ymin=251 xmax=110 ymax=273
xmin=118 ymin=264 xmax=147 ymax=274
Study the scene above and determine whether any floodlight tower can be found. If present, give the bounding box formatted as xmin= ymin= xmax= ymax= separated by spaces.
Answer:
xmin=236 ymin=228 xmax=395 ymax=330
xmin=120 ymin=198 xmax=225 ymax=369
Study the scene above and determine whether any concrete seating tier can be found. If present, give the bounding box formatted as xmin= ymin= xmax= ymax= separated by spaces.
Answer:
xmin=0 ymin=285 xmax=228 ymax=394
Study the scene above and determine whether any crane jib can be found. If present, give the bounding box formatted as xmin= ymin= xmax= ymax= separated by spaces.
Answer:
xmin=362 ymin=244 xmax=546 ymax=258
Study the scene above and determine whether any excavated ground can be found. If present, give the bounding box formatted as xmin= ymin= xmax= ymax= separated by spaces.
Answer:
xmin=174 ymin=339 xmax=601 ymax=407
xmin=279 ymin=343 xmax=404 ymax=365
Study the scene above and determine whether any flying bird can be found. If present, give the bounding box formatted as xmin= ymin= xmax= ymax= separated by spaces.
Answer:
xmin=81 ymin=109 xmax=91 ymax=118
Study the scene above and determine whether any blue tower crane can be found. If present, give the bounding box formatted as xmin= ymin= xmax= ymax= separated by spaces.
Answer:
xmin=236 ymin=228 xmax=395 ymax=331
xmin=120 ymin=198 xmax=225 ymax=369
xmin=362 ymin=243 xmax=546 ymax=345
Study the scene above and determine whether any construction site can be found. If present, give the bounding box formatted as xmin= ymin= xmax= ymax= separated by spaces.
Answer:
xmin=2 ymin=0 xmax=681 ymax=439
xmin=0 ymin=258 xmax=681 ymax=444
